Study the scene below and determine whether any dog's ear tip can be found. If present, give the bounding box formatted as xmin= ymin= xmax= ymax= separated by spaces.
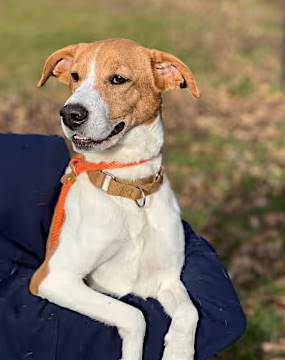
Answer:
xmin=37 ymin=79 xmax=44 ymax=88
xmin=191 ymin=86 xmax=201 ymax=99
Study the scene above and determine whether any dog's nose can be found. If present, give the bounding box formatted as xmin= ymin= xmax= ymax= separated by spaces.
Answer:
xmin=60 ymin=104 xmax=88 ymax=130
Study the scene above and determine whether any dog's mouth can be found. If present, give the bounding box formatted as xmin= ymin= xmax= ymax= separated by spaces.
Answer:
xmin=72 ymin=121 xmax=125 ymax=149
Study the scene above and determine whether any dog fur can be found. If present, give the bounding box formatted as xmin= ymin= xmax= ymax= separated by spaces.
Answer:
xmin=30 ymin=38 xmax=200 ymax=360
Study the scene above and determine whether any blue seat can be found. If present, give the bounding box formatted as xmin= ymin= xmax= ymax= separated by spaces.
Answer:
xmin=0 ymin=134 xmax=246 ymax=360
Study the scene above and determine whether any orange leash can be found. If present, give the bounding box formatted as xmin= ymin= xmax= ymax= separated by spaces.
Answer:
xmin=46 ymin=156 xmax=147 ymax=252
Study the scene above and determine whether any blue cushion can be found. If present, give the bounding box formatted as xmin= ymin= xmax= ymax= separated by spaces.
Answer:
xmin=0 ymin=134 xmax=246 ymax=360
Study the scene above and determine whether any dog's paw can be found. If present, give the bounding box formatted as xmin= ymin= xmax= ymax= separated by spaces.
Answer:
xmin=162 ymin=347 xmax=194 ymax=360
xmin=161 ymin=331 xmax=195 ymax=360
xmin=162 ymin=346 xmax=194 ymax=360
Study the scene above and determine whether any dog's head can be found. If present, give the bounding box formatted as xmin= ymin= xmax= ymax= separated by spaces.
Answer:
xmin=38 ymin=39 xmax=199 ymax=153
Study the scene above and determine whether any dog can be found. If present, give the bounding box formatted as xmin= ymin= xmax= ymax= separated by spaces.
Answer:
xmin=30 ymin=38 xmax=200 ymax=360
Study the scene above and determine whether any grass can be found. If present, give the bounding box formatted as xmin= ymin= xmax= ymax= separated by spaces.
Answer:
xmin=225 ymin=304 xmax=285 ymax=360
xmin=0 ymin=0 xmax=285 ymax=358
xmin=0 ymin=0 xmax=281 ymax=92
xmin=0 ymin=0 xmax=203 ymax=90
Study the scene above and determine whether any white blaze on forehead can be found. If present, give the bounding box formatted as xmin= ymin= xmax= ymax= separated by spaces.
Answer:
xmin=64 ymin=61 xmax=112 ymax=138
xmin=65 ymin=62 xmax=104 ymax=111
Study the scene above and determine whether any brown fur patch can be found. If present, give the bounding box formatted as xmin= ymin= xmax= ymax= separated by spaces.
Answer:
xmin=29 ymin=212 xmax=65 ymax=295
xmin=93 ymin=39 xmax=161 ymax=128
xmin=38 ymin=38 xmax=199 ymax=128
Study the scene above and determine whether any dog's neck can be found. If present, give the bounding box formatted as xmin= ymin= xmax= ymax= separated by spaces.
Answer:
xmin=83 ymin=115 xmax=164 ymax=180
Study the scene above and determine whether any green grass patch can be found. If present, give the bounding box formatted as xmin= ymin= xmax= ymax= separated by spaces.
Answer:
xmin=0 ymin=0 xmax=212 ymax=92
xmin=0 ymin=0 xmax=281 ymax=94
xmin=225 ymin=303 xmax=285 ymax=360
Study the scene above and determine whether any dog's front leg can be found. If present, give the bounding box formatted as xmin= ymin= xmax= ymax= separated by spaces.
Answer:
xmin=156 ymin=280 xmax=198 ymax=360
xmin=36 ymin=271 xmax=146 ymax=360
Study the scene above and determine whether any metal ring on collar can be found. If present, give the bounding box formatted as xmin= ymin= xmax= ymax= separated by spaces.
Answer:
xmin=135 ymin=187 xmax=146 ymax=208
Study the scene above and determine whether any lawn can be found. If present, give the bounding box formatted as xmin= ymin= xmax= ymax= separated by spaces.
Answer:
xmin=0 ymin=0 xmax=285 ymax=358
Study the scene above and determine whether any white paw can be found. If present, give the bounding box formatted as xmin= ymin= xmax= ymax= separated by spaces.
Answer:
xmin=162 ymin=346 xmax=194 ymax=360
xmin=162 ymin=330 xmax=195 ymax=360
xmin=161 ymin=304 xmax=198 ymax=360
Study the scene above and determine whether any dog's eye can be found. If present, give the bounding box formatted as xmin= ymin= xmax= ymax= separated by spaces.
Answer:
xmin=71 ymin=72 xmax=79 ymax=82
xmin=110 ymin=74 xmax=128 ymax=85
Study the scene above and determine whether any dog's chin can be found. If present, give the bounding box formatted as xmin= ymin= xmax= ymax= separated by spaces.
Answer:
xmin=71 ymin=121 xmax=126 ymax=153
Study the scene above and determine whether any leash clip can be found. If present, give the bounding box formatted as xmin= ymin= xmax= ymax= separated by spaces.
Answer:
xmin=61 ymin=172 xmax=76 ymax=184
xmin=61 ymin=156 xmax=83 ymax=184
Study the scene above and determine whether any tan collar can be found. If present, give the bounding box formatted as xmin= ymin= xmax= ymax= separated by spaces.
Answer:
xmin=61 ymin=155 xmax=164 ymax=207
xmin=87 ymin=167 xmax=164 ymax=207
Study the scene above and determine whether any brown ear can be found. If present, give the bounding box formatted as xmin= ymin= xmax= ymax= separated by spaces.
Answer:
xmin=148 ymin=49 xmax=200 ymax=98
xmin=37 ymin=44 xmax=80 ymax=87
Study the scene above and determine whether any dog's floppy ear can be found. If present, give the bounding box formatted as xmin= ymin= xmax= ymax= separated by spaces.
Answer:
xmin=148 ymin=49 xmax=200 ymax=98
xmin=37 ymin=44 xmax=80 ymax=87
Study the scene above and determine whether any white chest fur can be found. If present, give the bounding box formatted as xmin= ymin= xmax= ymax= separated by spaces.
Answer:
xmin=48 ymin=164 xmax=185 ymax=299
xmin=36 ymin=116 xmax=198 ymax=360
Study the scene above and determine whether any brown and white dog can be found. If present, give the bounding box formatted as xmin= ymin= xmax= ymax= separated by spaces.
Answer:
xmin=30 ymin=38 xmax=200 ymax=360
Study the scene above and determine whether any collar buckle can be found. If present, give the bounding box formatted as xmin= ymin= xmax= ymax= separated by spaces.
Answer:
xmin=101 ymin=171 xmax=117 ymax=192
